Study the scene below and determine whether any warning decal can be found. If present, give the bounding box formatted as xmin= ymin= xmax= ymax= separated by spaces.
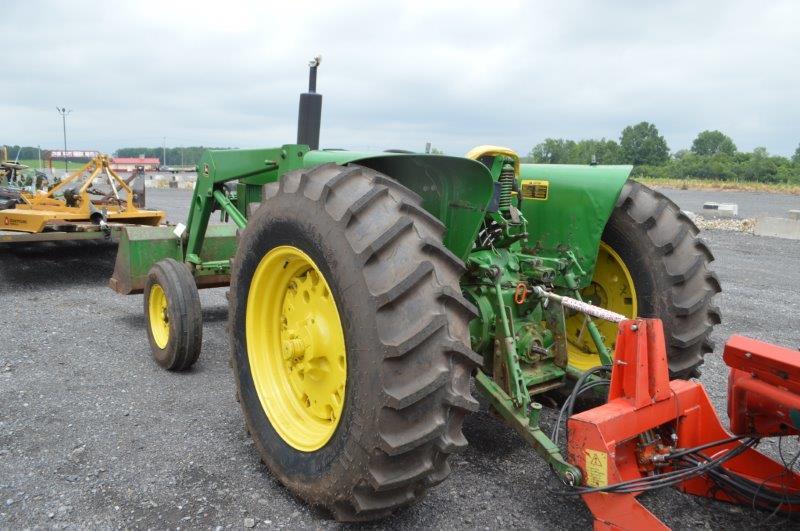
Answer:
xmin=520 ymin=179 xmax=549 ymax=200
xmin=585 ymin=449 xmax=608 ymax=487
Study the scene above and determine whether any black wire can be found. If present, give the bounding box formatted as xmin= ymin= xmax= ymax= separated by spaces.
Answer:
xmin=552 ymin=379 xmax=610 ymax=445
xmin=546 ymin=365 xmax=800 ymax=513
xmin=692 ymin=436 xmax=800 ymax=515
xmin=665 ymin=434 xmax=746 ymax=459
xmin=549 ymin=380 xmax=755 ymax=494
xmin=591 ymin=438 xmax=759 ymax=495
xmin=551 ymin=437 xmax=760 ymax=496
xmin=695 ymin=459 xmax=800 ymax=505
xmin=551 ymin=365 xmax=610 ymax=447
xmin=759 ymin=436 xmax=800 ymax=525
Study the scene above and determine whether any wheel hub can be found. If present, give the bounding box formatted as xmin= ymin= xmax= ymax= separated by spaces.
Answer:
xmin=148 ymin=283 xmax=170 ymax=349
xmin=566 ymin=241 xmax=637 ymax=371
xmin=246 ymin=246 xmax=347 ymax=452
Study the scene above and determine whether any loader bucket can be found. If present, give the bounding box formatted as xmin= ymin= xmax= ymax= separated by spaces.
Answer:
xmin=109 ymin=224 xmax=238 ymax=294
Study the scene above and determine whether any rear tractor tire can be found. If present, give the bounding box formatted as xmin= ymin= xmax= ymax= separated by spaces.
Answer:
xmin=228 ymin=163 xmax=480 ymax=521
xmin=567 ymin=180 xmax=721 ymax=378
xmin=143 ymin=258 xmax=203 ymax=371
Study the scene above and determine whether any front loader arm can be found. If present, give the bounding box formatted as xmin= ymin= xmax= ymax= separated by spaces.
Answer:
xmin=110 ymin=145 xmax=308 ymax=294
xmin=186 ymin=145 xmax=308 ymax=264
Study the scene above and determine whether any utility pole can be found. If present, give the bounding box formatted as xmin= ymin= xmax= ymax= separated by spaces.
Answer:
xmin=162 ymin=136 xmax=166 ymax=168
xmin=56 ymin=107 xmax=72 ymax=173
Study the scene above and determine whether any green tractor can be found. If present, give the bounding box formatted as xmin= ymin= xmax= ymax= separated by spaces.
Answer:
xmin=111 ymin=59 xmax=720 ymax=520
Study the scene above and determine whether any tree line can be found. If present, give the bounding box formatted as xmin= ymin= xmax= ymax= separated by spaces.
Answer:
xmin=0 ymin=145 xmax=232 ymax=166
xmin=114 ymin=147 xmax=232 ymax=166
xmin=2 ymin=145 xmax=44 ymax=161
xmin=524 ymin=123 xmax=800 ymax=184
xmin=8 ymin=130 xmax=800 ymax=183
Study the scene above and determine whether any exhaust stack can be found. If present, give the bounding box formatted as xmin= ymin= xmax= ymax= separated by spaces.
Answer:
xmin=297 ymin=56 xmax=322 ymax=150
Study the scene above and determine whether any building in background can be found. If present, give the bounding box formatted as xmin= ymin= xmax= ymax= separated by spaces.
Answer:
xmin=47 ymin=150 xmax=100 ymax=167
xmin=110 ymin=157 xmax=160 ymax=172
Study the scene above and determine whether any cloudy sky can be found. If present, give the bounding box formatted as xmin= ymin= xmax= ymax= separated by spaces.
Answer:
xmin=2 ymin=0 xmax=799 ymax=156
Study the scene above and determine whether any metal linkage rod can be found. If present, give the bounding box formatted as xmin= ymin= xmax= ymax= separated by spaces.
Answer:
xmin=532 ymin=286 xmax=627 ymax=323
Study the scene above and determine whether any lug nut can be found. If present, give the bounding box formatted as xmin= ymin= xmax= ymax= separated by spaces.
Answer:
xmin=283 ymin=338 xmax=306 ymax=359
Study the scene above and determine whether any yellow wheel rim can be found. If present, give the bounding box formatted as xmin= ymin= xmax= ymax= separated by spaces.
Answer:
xmin=566 ymin=241 xmax=637 ymax=371
xmin=246 ymin=245 xmax=347 ymax=452
xmin=148 ymin=283 xmax=170 ymax=349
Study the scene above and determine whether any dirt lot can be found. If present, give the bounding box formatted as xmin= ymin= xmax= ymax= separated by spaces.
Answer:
xmin=1 ymin=188 xmax=799 ymax=529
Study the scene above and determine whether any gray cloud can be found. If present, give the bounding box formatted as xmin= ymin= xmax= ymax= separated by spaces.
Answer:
xmin=2 ymin=0 xmax=799 ymax=156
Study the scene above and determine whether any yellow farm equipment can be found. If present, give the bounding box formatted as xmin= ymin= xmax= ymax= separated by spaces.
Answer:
xmin=0 ymin=154 xmax=165 ymax=242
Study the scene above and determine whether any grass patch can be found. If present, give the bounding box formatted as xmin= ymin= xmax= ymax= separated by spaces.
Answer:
xmin=13 ymin=159 xmax=43 ymax=169
xmin=635 ymin=176 xmax=800 ymax=195
xmin=9 ymin=160 xmax=88 ymax=171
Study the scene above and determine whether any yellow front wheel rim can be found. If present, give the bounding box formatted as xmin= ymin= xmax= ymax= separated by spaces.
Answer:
xmin=148 ymin=283 xmax=170 ymax=349
xmin=566 ymin=241 xmax=637 ymax=371
xmin=246 ymin=245 xmax=347 ymax=452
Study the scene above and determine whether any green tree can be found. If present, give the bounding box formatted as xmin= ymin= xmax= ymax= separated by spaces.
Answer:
xmin=528 ymin=138 xmax=576 ymax=163
xmin=691 ymin=130 xmax=737 ymax=156
xmin=738 ymin=147 xmax=778 ymax=182
xmin=793 ymin=144 xmax=800 ymax=164
xmin=571 ymin=139 xmax=622 ymax=164
xmin=619 ymin=122 xmax=669 ymax=165
xmin=2 ymin=145 xmax=41 ymax=160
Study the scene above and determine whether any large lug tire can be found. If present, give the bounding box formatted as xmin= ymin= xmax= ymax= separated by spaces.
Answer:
xmin=603 ymin=180 xmax=721 ymax=378
xmin=143 ymin=258 xmax=203 ymax=371
xmin=228 ymin=163 xmax=480 ymax=521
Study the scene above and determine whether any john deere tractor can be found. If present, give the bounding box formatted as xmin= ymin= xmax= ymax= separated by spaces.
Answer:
xmin=111 ymin=58 xmax=720 ymax=520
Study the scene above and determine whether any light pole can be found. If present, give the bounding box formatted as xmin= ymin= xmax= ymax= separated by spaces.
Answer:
xmin=162 ymin=136 xmax=166 ymax=168
xmin=56 ymin=107 xmax=72 ymax=173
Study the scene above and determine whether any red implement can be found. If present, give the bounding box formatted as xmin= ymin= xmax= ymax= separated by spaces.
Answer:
xmin=725 ymin=335 xmax=800 ymax=437
xmin=568 ymin=319 xmax=800 ymax=530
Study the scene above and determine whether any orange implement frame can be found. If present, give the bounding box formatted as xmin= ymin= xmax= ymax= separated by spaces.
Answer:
xmin=0 ymin=154 xmax=164 ymax=233
xmin=568 ymin=319 xmax=800 ymax=530
xmin=725 ymin=335 xmax=800 ymax=437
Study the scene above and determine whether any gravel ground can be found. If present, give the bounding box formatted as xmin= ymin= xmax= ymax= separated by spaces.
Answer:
xmin=1 ymin=187 xmax=799 ymax=529
xmin=146 ymin=188 xmax=194 ymax=224
xmin=651 ymin=186 xmax=800 ymax=219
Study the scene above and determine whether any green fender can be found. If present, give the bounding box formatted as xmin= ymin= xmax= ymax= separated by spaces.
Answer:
xmin=518 ymin=164 xmax=632 ymax=289
xmin=304 ymin=151 xmax=494 ymax=260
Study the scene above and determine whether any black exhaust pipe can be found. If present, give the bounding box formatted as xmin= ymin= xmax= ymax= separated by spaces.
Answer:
xmin=297 ymin=56 xmax=322 ymax=150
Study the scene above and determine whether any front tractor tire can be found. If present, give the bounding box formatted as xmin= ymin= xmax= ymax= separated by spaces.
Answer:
xmin=229 ymin=163 xmax=480 ymax=521
xmin=569 ymin=180 xmax=721 ymax=378
xmin=143 ymin=258 xmax=203 ymax=371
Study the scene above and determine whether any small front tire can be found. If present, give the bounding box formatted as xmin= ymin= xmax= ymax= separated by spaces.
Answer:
xmin=143 ymin=258 xmax=203 ymax=370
